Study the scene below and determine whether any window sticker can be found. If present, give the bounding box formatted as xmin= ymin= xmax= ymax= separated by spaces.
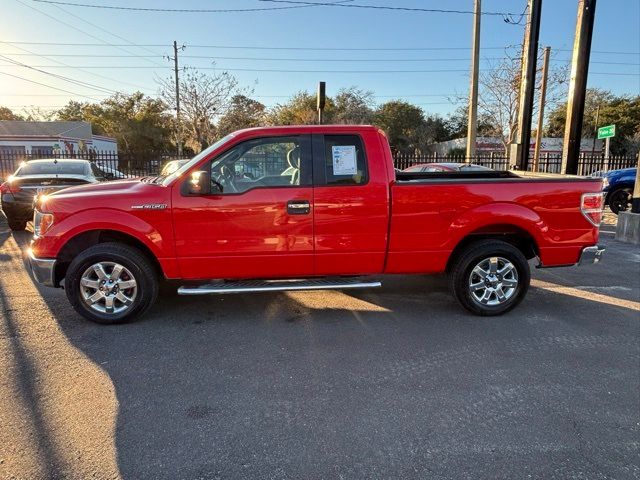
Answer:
xmin=331 ymin=145 xmax=357 ymax=175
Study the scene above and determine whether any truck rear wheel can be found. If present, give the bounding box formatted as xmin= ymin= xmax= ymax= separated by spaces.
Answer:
xmin=449 ymin=239 xmax=530 ymax=316
xmin=65 ymin=242 xmax=159 ymax=324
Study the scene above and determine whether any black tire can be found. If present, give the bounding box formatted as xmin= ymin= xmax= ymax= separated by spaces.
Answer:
xmin=449 ymin=239 xmax=531 ymax=316
xmin=608 ymin=187 xmax=632 ymax=215
xmin=65 ymin=242 xmax=159 ymax=324
xmin=7 ymin=218 xmax=27 ymax=231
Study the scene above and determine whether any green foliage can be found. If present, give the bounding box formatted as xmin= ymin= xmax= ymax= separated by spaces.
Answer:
xmin=546 ymin=89 xmax=640 ymax=154
xmin=373 ymin=101 xmax=425 ymax=153
xmin=56 ymin=92 xmax=173 ymax=156
xmin=0 ymin=107 xmax=24 ymax=121
xmin=216 ymin=95 xmax=266 ymax=137
xmin=333 ymin=87 xmax=375 ymax=124
xmin=266 ymin=91 xmax=335 ymax=125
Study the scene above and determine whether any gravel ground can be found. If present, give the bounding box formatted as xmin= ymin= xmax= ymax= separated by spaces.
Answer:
xmin=0 ymin=213 xmax=638 ymax=480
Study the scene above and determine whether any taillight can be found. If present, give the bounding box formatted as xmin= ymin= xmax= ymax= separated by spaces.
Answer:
xmin=581 ymin=192 xmax=604 ymax=226
xmin=0 ymin=181 xmax=21 ymax=194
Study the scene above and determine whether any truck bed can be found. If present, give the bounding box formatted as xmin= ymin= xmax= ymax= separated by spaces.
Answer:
xmin=387 ymin=173 xmax=603 ymax=274
xmin=395 ymin=170 xmax=599 ymax=183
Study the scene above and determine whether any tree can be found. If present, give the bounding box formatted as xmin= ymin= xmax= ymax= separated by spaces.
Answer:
xmin=21 ymin=106 xmax=57 ymax=121
xmin=158 ymin=68 xmax=241 ymax=152
xmin=373 ymin=100 xmax=426 ymax=153
xmin=216 ymin=95 xmax=266 ymax=137
xmin=56 ymin=92 xmax=173 ymax=157
xmin=267 ymin=91 xmax=335 ymax=125
xmin=546 ymin=89 xmax=640 ymax=155
xmin=445 ymin=105 xmax=497 ymax=140
xmin=0 ymin=107 xmax=23 ymax=120
xmin=477 ymin=47 xmax=568 ymax=154
xmin=333 ymin=87 xmax=375 ymax=124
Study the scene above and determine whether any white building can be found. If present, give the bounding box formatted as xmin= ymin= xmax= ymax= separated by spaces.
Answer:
xmin=0 ymin=120 xmax=117 ymax=156
xmin=431 ymin=136 xmax=603 ymax=156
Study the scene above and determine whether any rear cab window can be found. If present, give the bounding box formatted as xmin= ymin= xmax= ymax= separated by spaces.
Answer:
xmin=314 ymin=134 xmax=368 ymax=186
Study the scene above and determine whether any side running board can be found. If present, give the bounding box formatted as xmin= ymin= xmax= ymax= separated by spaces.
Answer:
xmin=177 ymin=278 xmax=382 ymax=295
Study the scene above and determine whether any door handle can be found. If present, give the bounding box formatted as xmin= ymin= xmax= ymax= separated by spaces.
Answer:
xmin=287 ymin=200 xmax=311 ymax=215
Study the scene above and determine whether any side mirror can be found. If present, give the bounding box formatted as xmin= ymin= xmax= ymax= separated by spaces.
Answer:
xmin=184 ymin=170 xmax=212 ymax=196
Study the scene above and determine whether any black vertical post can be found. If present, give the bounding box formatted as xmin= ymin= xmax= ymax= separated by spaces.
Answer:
xmin=562 ymin=0 xmax=597 ymax=174
xmin=317 ymin=81 xmax=326 ymax=125
xmin=515 ymin=0 xmax=543 ymax=171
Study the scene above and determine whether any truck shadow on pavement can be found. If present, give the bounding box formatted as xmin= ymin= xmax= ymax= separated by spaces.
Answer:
xmin=5 ymin=227 xmax=640 ymax=479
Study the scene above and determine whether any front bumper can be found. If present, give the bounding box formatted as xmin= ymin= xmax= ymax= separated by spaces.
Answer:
xmin=578 ymin=245 xmax=605 ymax=266
xmin=28 ymin=249 xmax=57 ymax=287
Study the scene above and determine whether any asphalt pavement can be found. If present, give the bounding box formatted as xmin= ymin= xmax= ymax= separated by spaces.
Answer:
xmin=0 ymin=214 xmax=638 ymax=479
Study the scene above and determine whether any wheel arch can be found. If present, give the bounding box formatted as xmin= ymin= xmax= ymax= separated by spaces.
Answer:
xmin=54 ymin=229 xmax=164 ymax=286
xmin=446 ymin=223 xmax=540 ymax=273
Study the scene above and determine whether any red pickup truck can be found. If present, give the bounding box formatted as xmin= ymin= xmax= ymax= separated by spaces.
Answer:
xmin=28 ymin=125 xmax=605 ymax=324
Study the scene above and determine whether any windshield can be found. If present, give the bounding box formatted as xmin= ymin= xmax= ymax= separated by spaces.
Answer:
xmin=17 ymin=161 xmax=87 ymax=176
xmin=162 ymin=134 xmax=236 ymax=186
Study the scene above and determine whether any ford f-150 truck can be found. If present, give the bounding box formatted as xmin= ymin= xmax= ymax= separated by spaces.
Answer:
xmin=28 ymin=125 xmax=605 ymax=324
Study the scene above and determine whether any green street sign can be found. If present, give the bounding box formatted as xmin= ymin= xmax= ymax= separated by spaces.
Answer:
xmin=598 ymin=125 xmax=616 ymax=139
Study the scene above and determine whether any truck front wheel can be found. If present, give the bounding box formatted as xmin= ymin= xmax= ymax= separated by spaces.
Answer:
xmin=449 ymin=239 xmax=530 ymax=316
xmin=65 ymin=242 xmax=159 ymax=324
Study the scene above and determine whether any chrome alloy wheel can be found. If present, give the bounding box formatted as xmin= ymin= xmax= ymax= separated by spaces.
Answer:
xmin=80 ymin=262 xmax=138 ymax=314
xmin=468 ymin=256 xmax=518 ymax=306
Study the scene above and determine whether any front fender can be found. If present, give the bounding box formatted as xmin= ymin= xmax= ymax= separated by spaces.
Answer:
xmin=33 ymin=208 xmax=174 ymax=260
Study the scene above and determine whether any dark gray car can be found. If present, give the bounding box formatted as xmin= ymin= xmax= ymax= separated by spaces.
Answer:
xmin=0 ymin=159 xmax=101 ymax=231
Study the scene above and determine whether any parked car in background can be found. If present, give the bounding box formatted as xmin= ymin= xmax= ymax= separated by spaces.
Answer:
xmin=93 ymin=163 xmax=130 ymax=180
xmin=591 ymin=167 xmax=637 ymax=214
xmin=161 ymin=159 xmax=189 ymax=177
xmin=29 ymin=125 xmax=604 ymax=324
xmin=403 ymin=162 xmax=493 ymax=173
xmin=1 ymin=159 xmax=101 ymax=231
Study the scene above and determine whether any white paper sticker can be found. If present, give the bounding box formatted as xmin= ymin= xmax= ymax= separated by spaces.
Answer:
xmin=331 ymin=145 xmax=357 ymax=175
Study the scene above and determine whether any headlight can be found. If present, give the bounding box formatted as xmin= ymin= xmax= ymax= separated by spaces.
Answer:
xmin=602 ymin=177 xmax=609 ymax=189
xmin=33 ymin=210 xmax=54 ymax=236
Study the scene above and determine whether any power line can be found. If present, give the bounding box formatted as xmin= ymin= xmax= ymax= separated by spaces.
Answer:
xmin=0 ymin=71 xmax=101 ymax=100
xmin=4 ymin=40 xmax=638 ymax=55
xmin=13 ymin=0 xmax=166 ymax=68
xmin=0 ymin=55 xmax=117 ymax=94
xmin=2 ymin=63 xmax=637 ymax=75
xmin=1 ymin=52 xmax=637 ymax=67
xmin=0 ymin=41 xmax=154 ymax=91
xmin=48 ymin=3 xmax=166 ymax=67
xmin=259 ymin=0 xmax=521 ymax=16
xmin=31 ymin=0 xmax=356 ymax=13
xmin=1 ymin=53 xmax=638 ymax=66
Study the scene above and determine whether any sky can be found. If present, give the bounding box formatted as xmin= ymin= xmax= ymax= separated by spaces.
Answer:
xmin=1 ymin=0 xmax=639 ymax=119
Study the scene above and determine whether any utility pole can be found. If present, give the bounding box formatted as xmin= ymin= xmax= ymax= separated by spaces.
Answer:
xmin=465 ymin=0 xmax=481 ymax=161
xmin=562 ymin=0 xmax=597 ymax=174
xmin=511 ymin=0 xmax=543 ymax=171
xmin=532 ymin=46 xmax=550 ymax=171
xmin=172 ymin=41 xmax=184 ymax=156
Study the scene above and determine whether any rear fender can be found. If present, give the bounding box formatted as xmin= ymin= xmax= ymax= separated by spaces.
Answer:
xmin=446 ymin=202 xmax=547 ymax=252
